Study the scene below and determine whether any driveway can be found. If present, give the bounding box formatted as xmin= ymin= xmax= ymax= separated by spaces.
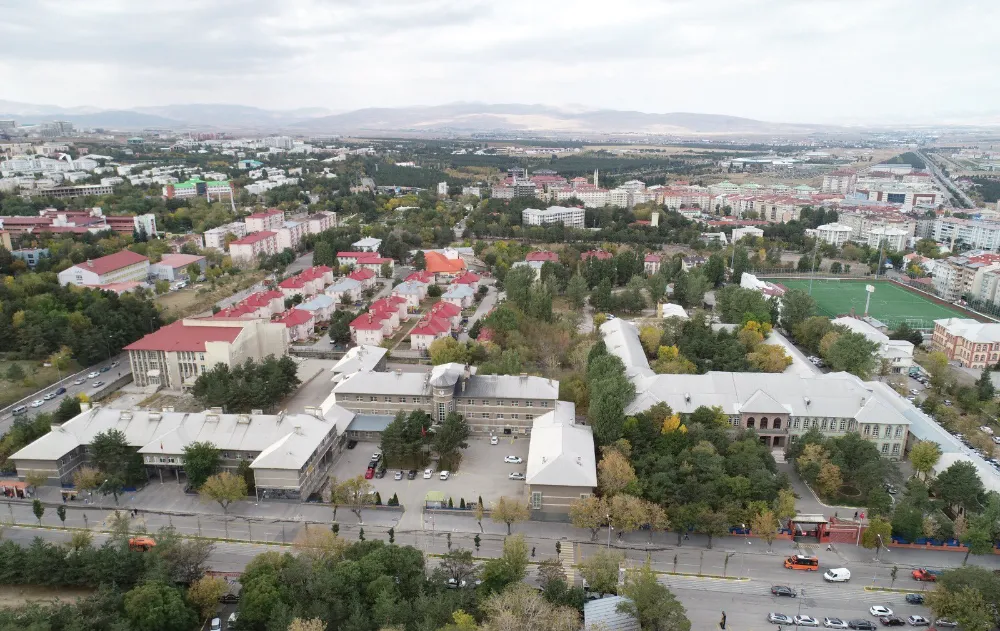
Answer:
xmin=458 ymin=283 xmax=496 ymax=342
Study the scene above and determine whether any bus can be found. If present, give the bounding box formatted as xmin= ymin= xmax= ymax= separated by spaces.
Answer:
xmin=784 ymin=555 xmax=819 ymax=571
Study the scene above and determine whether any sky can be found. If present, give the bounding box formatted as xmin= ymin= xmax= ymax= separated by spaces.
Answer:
xmin=0 ymin=0 xmax=996 ymax=125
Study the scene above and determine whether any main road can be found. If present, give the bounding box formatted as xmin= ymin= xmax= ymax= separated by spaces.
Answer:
xmin=918 ymin=150 xmax=975 ymax=208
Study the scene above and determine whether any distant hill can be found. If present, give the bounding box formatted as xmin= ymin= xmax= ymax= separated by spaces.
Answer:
xmin=132 ymin=104 xmax=335 ymax=128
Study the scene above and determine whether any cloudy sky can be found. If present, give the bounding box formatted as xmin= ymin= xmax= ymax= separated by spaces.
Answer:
xmin=0 ymin=0 xmax=995 ymax=124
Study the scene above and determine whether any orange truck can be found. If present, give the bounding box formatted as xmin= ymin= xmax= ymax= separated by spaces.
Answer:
xmin=128 ymin=536 xmax=156 ymax=552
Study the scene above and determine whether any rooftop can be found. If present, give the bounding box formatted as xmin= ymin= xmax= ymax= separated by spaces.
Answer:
xmin=72 ymin=249 xmax=148 ymax=275
xmin=230 ymin=231 xmax=276 ymax=245
xmin=934 ymin=318 xmax=1000 ymax=343
xmin=526 ymin=402 xmax=597 ymax=488
xmin=124 ymin=319 xmax=243 ymax=352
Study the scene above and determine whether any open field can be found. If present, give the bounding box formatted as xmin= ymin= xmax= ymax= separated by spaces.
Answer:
xmin=0 ymin=360 xmax=81 ymax=409
xmin=154 ymin=271 xmax=267 ymax=319
xmin=777 ymin=279 xmax=967 ymax=329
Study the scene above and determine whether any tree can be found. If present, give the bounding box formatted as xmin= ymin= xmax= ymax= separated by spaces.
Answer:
xmin=182 ymin=441 xmax=220 ymax=489
xmin=198 ymin=471 xmax=247 ymax=515
xmin=618 ymin=561 xmax=691 ymax=631
xmin=412 ymin=250 xmax=426 ymax=271
xmin=909 ymin=440 xmax=942 ymax=480
xmin=428 ymin=336 xmax=470 ymax=365
xmin=54 ymin=395 xmax=82 ymax=422
xmin=491 ymin=496 xmax=529 ymax=534
xmin=155 ymin=279 xmax=170 ymax=295
xmin=933 ymin=460 xmax=984 ymax=512
xmin=703 ymin=253 xmax=726 ymax=287
xmin=192 ymin=355 xmax=301 ymax=413
xmin=861 ymin=516 xmax=892 ymax=551
xmin=579 ymin=549 xmax=625 ymax=596
xmin=288 ymin=619 xmax=326 ymax=631
xmin=793 ymin=316 xmax=834 ymax=353
xmin=775 ymin=488 xmax=797 ymax=521
xmin=566 ymin=274 xmax=588 ymax=310
xmin=569 ymin=495 xmax=608 ymax=541
xmin=890 ymin=322 xmax=924 ymax=346
xmin=154 ymin=527 xmax=214 ymax=583
xmin=695 ymin=507 xmax=730 ymax=549
xmin=433 ymin=412 xmax=470 ymax=470
xmin=187 ymin=575 xmax=228 ymax=621
xmin=31 ymin=498 xmax=44 ymax=525
xmin=597 ymin=448 xmax=637 ymax=496
xmin=23 ymin=470 xmax=46 ymax=493
xmin=480 ymin=583 xmax=579 ymax=631
xmin=925 ymin=351 xmax=951 ymax=393
xmin=731 ymin=247 xmax=750 ymax=283
xmin=480 ymin=534 xmax=530 ymax=594
xmin=926 ymin=566 xmax=1000 ymax=631
xmin=439 ymin=548 xmax=478 ymax=584
xmin=747 ymin=344 xmax=793 ymax=373
xmin=331 ymin=475 xmax=374 ymax=522
xmin=90 ymin=427 xmax=143 ymax=498
xmin=72 ymin=465 xmax=103 ymax=493
xmin=824 ymin=331 xmax=879 ymax=379
xmin=976 ymin=368 xmax=995 ymax=401
xmin=123 ymin=581 xmax=198 ymax=631
xmin=779 ymin=289 xmax=817 ymax=333
xmin=816 ymin=463 xmax=843 ymax=497
xmin=751 ymin=509 xmax=779 ymax=551
xmin=960 ymin=519 xmax=995 ymax=565
xmin=56 ymin=504 xmax=66 ymax=526
xmin=380 ymin=262 xmax=393 ymax=279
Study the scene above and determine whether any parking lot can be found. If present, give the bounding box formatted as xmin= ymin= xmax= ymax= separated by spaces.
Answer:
xmin=332 ymin=435 xmax=530 ymax=510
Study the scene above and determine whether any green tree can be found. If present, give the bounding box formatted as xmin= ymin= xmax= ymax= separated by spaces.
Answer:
xmin=926 ymin=566 xmax=1000 ymax=631
xmin=491 ymin=496 xmax=530 ymax=534
xmin=428 ymin=336 xmax=470 ymax=365
xmin=824 ymin=330 xmax=880 ymax=379
xmin=909 ymin=440 xmax=942 ymax=480
xmin=731 ymin=247 xmax=750 ymax=282
xmin=312 ymin=240 xmax=336 ymax=268
xmin=861 ymin=516 xmax=892 ymax=551
xmin=181 ymin=441 xmax=220 ymax=489
xmin=123 ymin=581 xmax=198 ymax=631
xmin=198 ymin=471 xmax=247 ymax=515
xmin=618 ymin=561 xmax=691 ymax=631
xmin=933 ymin=460 xmax=984 ymax=512
xmin=186 ymin=575 xmax=228 ymax=622
xmin=702 ymin=253 xmax=726 ymax=287
xmin=54 ymin=395 xmax=82 ymax=422
xmin=412 ymin=250 xmax=426 ymax=271
xmin=569 ymin=495 xmax=609 ymax=541
xmin=779 ymin=289 xmax=816 ymax=334
xmin=696 ymin=507 xmax=730 ymax=550
xmin=90 ymin=428 xmax=143 ymax=500
xmin=579 ymin=549 xmax=625 ymax=596
xmin=566 ymin=274 xmax=588 ymax=310
xmin=480 ymin=534 xmax=530 ymax=594
xmin=32 ymin=498 xmax=44 ymax=525
xmin=751 ymin=509 xmax=779 ymax=551
xmin=976 ymin=368 xmax=995 ymax=401
xmin=433 ymin=412 xmax=470 ymax=470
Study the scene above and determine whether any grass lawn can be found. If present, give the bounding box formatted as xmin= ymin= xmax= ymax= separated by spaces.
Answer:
xmin=0 ymin=360 xmax=81 ymax=409
xmin=155 ymin=271 xmax=267 ymax=319
xmin=778 ymin=279 xmax=966 ymax=329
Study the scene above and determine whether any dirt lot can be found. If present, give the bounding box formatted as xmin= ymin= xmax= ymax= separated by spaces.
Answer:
xmin=0 ymin=585 xmax=95 ymax=607
xmin=155 ymin=271 xmax=267 ymax=319
xmin=333 ymin=436 xmax=530 ymax=510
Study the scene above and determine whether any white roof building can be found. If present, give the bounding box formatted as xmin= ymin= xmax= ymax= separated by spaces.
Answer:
xmin=352 ymin=237 xmax=382 ymax=252
xmin=525 ymin=402 xmax=597 ymax=514
xmin=832 ymin=317 xmax=914 ymax=374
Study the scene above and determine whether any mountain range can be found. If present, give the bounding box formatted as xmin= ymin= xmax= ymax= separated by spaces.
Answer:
xmin=0 ymin=100 xmax=835 ymax=135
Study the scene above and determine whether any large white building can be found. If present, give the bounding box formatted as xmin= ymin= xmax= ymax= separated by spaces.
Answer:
xmin=522 ymin=206 xmax=586 ymax=229
xmin=229 ymin=231 xmax=279 ymax=264
xmin=816 ymin=223 xmax=854 ymax=247
xmin=867 ymin=226 xmax=909 ymax=251
xmin=57 ymin=250 xmax=150 ymax=287
xmin=932 ymin=217 xmax=1000 ymax=252
xmin=204 ymin=221 xmax=248 ymax=250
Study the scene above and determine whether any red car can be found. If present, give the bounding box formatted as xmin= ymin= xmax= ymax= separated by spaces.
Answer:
xmin=364 ymin=467 xmax=375 ymax=479
xmin=911 ymin=569 xmax=939 ymax=582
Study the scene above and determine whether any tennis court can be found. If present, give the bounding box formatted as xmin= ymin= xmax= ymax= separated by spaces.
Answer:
xmin=776 ymin=279 xmax=966 ymax=329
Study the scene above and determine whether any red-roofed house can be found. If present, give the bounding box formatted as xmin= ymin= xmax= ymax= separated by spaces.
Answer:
xmin=348 ymin=268 xmax=377 ymax=289
xmin=355 ymin=256 xmax=394 ymax=275
xmin=409 ymin=316 xmax=452 ymax=350
xmin=245 ymin=208 xmax=285 ymax=232
xmin=242 ymin=290 xmax=285 ymax=317
xmin=581 ymin=249 xmax=613 ymax=261
xmin=350 ymin=312 xmax=390 ymax=346
xmin=429 ymin=301 xmax=462 ymax=329
xmin=644 ymin=253 xmax=663 ymax=275
xmin=368 ymin=301 xmax=401 ymax=330
xmin=405 ymin=270 xmax=434 ymax=284
xmin=125 ymin=317 xmax=288 ymax=389
xmin=229 ymin=231 xmax=278 ymax=264
xmin=424 ymin=251 xmax=466 ymax=276
xmin=337 ymin=251 xmax=373 ymax=266
xmin=525 ymin=250 xmax=559 ymax=263
xmin=372 ymin=296 xmax=408 ymax=322
xmin=278 ymin=266 xmax=333 ymax=299
xmin=58 ymin=249 xmax=150 ymax=287
xmin=149 ymin=253 xmax=207 ymax=282
xmin=451 ymin=272 xmax=481 ymax=290
xmin=274 ymin=309 xmax=315 ymax=343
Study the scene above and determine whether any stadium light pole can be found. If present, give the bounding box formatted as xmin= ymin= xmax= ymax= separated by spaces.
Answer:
xmin=808 ymin=234 xmax=820 ymax=295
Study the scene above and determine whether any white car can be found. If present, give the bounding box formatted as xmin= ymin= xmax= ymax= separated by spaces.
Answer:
xmin=509 ymin=472 xmax=525 ymax=480
xmin=823 ymin=618 xmax=848 ymax=629
xmin=869 ymin=606 xmax=893 ymax=617
xmin=423 ymin=469 xmax=433 ymax=479
xmin=92 ymin=381 xmax=105 ymax=388
xmin=910 ymin=389 xmax=920 ymax=395
xmin=30 ymin=400 xmax=43 ymax=408
xmin=371 ymin=451 xmax=382 ymax=461
xmin=73 ymin=378 xmax=86 ymax=385
xmin=87 ymin=371 xmax=100 ymax=378
xmin=439 ymin=470 xmax=450 ymax=480
xmin=504 ymin=456 xmax=522 ymax=464
xmin=794 ymin=615 xmax=820 ymax=627
xmin=210 ymin=618 xmax=221 ymax=631
xmin=490 ymin=435 xmax=499 ymax=445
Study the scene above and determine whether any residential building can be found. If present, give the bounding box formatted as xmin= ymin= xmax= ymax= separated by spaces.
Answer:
xmin=816 ymin=223 xmax=854 ymax=247
xmin=644 ymin=253 xmax=662 ymax=275
xmin=354 ymin=255 xmax=393 ymax=275
xmin=352 ymin=237 xmax=382 ymax=252
xmin=347 ymin=267 xmax=376 ymax=289
xmin=525 ymin=250 xmax=559 ymax=263
xmin=10 ymin=403 xmax=354 ymax=500
xmin=273 ymin=220 xmax=306 ymax=251
xmin=391 ymin=281 xmax=427 ymax=308
xmin=294 ymin=295 xmax=336 ymax=324
xmin=163 ymin=179 xmax=233 ymax=201
xmin=326 ymin=278 xmax=362 ymax=305
xmin=832 ymin=317 xmax=914 ymax=374
xmin=600 ymin=319 xmax=910 ymax=458
xmin=229 ymin=231 xmax=278 ymax=264
xmin=821 ymin=170 xmax=857 ymax=194
xmin=409 ymin=315 xmax=452 ymax=350
xmin=970 ymin=263 xmax=1000 ymax=307
xmin=278 ymin=266 xmax=334 ymax=299
xmin=11 ymin=247 xmax=48 ymax=268
xmin=867 ymin=226 xmax=908 ymax=251
xmin=57 ymin=250 xmax=149 ymax=287
xmin=149 ymin=253 xmax=206 ymax=282
xmin=451 ymin=271 xmax=480 ymax=291
xmin=423 ymin=250 xmax=466 ymax=277
xmin=331 ymin=345 xmax=388 ymax=381
xmin=932 ymin=253 xmax=1000 ymax=302
xmin=659 ymin=304 xmax=688 ymax=319
xmin=682 ymin=255 xmax=706 ymax=271
xmin=931 ymin=318 xmax=1000 ymax=368
xmin=731 ymin=226 xmax=764 ymax=244
xmin=581 ymin=249 xmax=613 ymax=261
xmin=349 ymin=312 xmax=390 ymax=346
xmin=932 ymin=217 xmax=1000 ymax=252
xmin=371 ymin=296 xmax=408 ymax=322
xmin=213 ymin=290 xmax=285 ymax=319
xmin=125 ymin=317 xmax=289 ymax=389
xmin=442 ymin=284 xmax=474 ymax=309
xmin=522 ymin=206 xmax=586 ymax=229
xmin=203 ymin=221 xmax=247 ymax=250
xmin=305 ymin=212 xmax=337 ymax=234
xmin=429 ymin=301 xmax=462 ymax=329
xmin=275 ymin=309 xmax=316 ymax=343
xmin=245 ymin=208 xmax=285 ymax=233
xmin=526 ymin=401 xmax=597 ymax=515
xmin=0 ymin=209 xmax=156 ymax=237
xmin=21 ymin=184 xmax=114 ymax=199
xmin=836 ymin=209 xmax=916 ymax=244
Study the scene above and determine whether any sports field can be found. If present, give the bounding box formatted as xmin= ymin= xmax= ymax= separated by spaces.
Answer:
xmin=777 ymin=279 xmax=967 ymax=329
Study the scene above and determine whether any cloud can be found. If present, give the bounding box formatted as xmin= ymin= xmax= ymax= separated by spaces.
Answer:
xmin=0 ymin=0 xmax=996 ymax=124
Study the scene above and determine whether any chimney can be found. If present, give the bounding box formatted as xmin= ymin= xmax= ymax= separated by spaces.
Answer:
xmin=576 ymin=456 xmax=582 ymax=465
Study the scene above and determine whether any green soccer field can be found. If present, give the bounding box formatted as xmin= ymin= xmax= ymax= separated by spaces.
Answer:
xmin=776 ymin=279 xmax=967 ymax=329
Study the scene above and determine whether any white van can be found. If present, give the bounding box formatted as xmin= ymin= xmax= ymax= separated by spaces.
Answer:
xmin=823 ymin=568 xmax=851 ymax=582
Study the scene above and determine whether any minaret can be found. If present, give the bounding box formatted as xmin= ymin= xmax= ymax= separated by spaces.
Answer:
xmin=594 ymin=168 xmax=599 ymax=188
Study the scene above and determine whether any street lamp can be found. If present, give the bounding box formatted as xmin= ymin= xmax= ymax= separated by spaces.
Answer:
xmin=606 ymin=514 xmax=614 ymax=549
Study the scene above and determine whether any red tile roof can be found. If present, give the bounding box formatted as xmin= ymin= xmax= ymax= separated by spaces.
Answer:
xmin=452 ymin=272 xmax=480 ymax=285
xmin=275 ymin=309 xmax=313 ymax=326
xmin=248 ymin=208 xmax=284 ymax=219
xmin=243 ymin=290 xmax=283 ymax=307
xmin=424 ymin=251 xmax=465 ymax=274
xmin=75 ymin=249 xmax=148 ymax=275
xmin=337 ymin=251 xmax=374 ymax=259
xmin=410 ymin=316 xmax=451 ymax=337
xmin=358 ymin=256 xmax=392 ymax=264
xmin=645 ymin=254 xmax=662 ymax=262
xmin=278 ymin=276 xmax=308 ymax=289
xmin=349 ymin=268 xmax=376 ymax=281
xmin=124 ymin=320 xmax=243 ymax=352
xmin=581 ymin=249 xmax=613 ymax=261
xmin=525 ymin=250 xmax=559 ymax=262
xmin=350 ymin=312 xmax=386 ymax=330
xmin=231 ymin=231 xmax=276 ymax=245
xmin=404 ymin=271 xmax=434 ymax=283
xmin=156 ymin=253 xmax=205 ymax=269
xmin=430 ymin=301 xmax=461 ymax=317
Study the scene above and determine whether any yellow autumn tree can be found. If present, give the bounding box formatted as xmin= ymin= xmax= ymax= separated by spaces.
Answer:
xmin=661 ymin=413 xmax=688 ymax=434
xmin=652 ymin=345 xmax=697 ymax=374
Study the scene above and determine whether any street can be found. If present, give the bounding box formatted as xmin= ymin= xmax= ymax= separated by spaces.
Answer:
xmin=917 ymin=150 xmax=974 ymax=208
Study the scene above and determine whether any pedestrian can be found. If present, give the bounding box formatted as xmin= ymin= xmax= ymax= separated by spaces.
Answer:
xmin=720 ymin=611 xmax=727 ymax=630
xmin=854 ymin=511 xmax=858 ymax=520
xmin=531 ymin=546 xmax=536 ymax=558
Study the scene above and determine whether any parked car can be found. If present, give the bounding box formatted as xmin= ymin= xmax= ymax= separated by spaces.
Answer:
xmin=770 ymin=585 xmax=796 ymax=597
xmin=407 ymin=470 xmax=417 ymax=480
xmin=933 ymin=620 xmax=957 ymax=628
xmin=364 ymin=468 xmax=375 ymax=479
xmin=795 ymin=616 xmax=820 ymax=627
xmin=879 ymin=617 xmax=905 ymax=627
xmin=346 ymin=440 xmax=357 ymax=449
xmin=371 ymin=451 xmax=382 ymax=461
xmin=848 ymin=620 xmax=876 ymax=630
xmin=768 ymin=613 xmax=794 ymax=625
xmin=219 ymin=593 xmax=240 ymax=604
xmin=906 ymin=616 xmax=929 ymax=627
xmin=824 ymin=618 xmax=848 ymax=629
xmin=394 ymin=471 xmax=403 ymax=481
xmin=30 ymin=400 xmax=43 ymax=408
xmin=374 ymin=468 xmax=386 ymax=479
xmin=490 ymin=435 xmax=499 ymax=445
xmin=508 ymin=472 xmax=525 ymax=481
xmin=905 ymin=594 xmax=925 ymax=605
xmin=504 ymin=455 xmax=522 ymax=464
xmin=210 ymin=618 xmax=222 ymax=631
xmin=439 ymin=471 xmax=450 ymax=480
xmin=870 ymin=607 xmax=894 ymax=617
xmin=912 ymin=569 xmax=939 ymax=582
xmin=423 ymin=469 xmax=433 ymax=479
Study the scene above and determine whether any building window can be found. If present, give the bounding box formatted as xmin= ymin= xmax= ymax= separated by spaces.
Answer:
xmin=510 ymin=401 xmax=519 ymax=407
xmin=895 ymin=426 xmax=903 ymax=438
xmin=884 ymin=426 xmax=892 ymax=438
xmin=512 ymin=414 xmax=519 ymax=420
xmin=747 ymin=417 xmax=755 ymax=428
xmin=541 ymin=402 xmax=549 ymax=408
xmin=531 ymin=492 xmax=542 ymax=510
xmin=793 ymin=419 xmax=800 ymax=429
xmin=863 ymin=425 xmax=870 ymax=436
xmin=399 ymin=397 xmax=407 ymax=403
xmin=773 ymin=418 xmax=781 ymax=430
xmin=881 ymin=443 xmax=889 ymax=454
xmin=821 ymin=419 xmax=827 ymax=430
xmin=760 ymin=418 xmax=769 ymax=430
xmin=526 ymin=401 xmax=533 ymax=407
xmin=526 ymin=415 xmax=534 ymax=421
xmin=497 ymin=414 xmax=504 ymax=420
xmin=356 ymin=396 xmax=363 ymax=401
xmin=370 ymin=396 xmax=377 ymax=402
xmin=839 ymin=420 xmax=846 ymax=431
